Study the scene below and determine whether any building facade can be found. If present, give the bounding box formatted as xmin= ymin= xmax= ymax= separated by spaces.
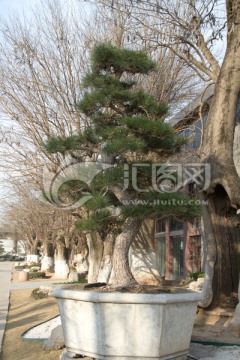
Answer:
xmin=153 ymin=86 xmax=216 ymax=280
xmin=153 ymin=83 xmax=240 ymax=280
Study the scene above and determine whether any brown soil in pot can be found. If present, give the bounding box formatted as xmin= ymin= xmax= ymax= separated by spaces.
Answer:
xmin=59 ymin=282 xmax=193 ymax=294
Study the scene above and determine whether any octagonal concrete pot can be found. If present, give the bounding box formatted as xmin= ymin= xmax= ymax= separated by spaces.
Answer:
xmin=53 ymin=287 xmax=202 ymax=360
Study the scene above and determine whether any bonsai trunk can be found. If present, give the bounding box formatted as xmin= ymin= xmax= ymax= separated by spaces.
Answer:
xmin=112 ymin=217 xmax=142 ymax=286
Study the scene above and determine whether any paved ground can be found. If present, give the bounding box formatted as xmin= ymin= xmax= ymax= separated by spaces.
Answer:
xmin=0 ymin=262 xmax=63 ymax=354
xmin=189 ymin=343 xmax=240 ymax=359
xmin=0 ymin=262 xmax=12 ymax=353
xmin=11 ymin=279 xmax=62 ymax=290
xmin=1 ymin=262 xmax=240 ymax=359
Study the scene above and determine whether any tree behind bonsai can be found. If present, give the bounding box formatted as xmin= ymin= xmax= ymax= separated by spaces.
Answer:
xmin=45 ymin=44 xmax=201 ymax=286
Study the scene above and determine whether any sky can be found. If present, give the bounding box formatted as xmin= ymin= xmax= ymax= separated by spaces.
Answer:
xmin=0 ymin=0 xmax=86 ymax=219
xmin=0 ymin=0 xmax=92 ymax=21
xmin=0 ymin=0 xmax=226 ymax=220
xmin=0 ymin=0 xmax=42 ymax=20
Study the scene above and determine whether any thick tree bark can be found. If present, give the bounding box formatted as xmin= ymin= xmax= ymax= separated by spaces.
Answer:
xmin=131 ymin=220 xmax=163 ymax=285
xmin=75 ymin=253 xmax=89 ymax=273
xmin=97 ymin=233 xmax=115 ymax=283
xmin=71 ymin=233 xmax=89 ymax=274
xmin=87 ymin=232 xmax=104 ymax=283
xmin=26 ymin=240 xmax=39 ymax=263
xmin=200 ymin=1 xmax=240 ymax=202
xmin=41 ymin=242 xmax=54 ymax=271
xmin=210 ymin=188 xmax=239 ymax=308
xmin=198 ymin=202 xmax=216 ymax=308
xmin=200 ymin=5 xmax=240 ymax=308
xmin=200 ymin=189 xmax=239 ymax=308
xmin=54 ymin=239 xmax=70 ymax=279
xmin=112 ymin=217 xmax=142 ymax=286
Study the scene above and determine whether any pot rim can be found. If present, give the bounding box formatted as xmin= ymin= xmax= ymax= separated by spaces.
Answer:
xmin=53 ymin=287 xmax=202 ymax=304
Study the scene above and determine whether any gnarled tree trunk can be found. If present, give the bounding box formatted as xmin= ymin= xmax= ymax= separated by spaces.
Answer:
xmin=200 ymin=5 xmax=240 ymax=308
xmin=112 ymin=217 xmax=142 ymax=286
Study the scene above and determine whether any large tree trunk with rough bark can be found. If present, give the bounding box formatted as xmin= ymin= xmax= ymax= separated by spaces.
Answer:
xmin=87 ymin=232 xmax=104 ymax=283
xmin=200 ymin=2 xmax=240 ymax=309
xmin=131 ymin=220 xmax=163 ymax=285
xmin=200 ymin=188 xmax=240 ymax=308
xmin=41 ymin=242 xmax=54 ymax=271
xmin=54 ymin=238 xmax=70 ymax=279
xmin=26 ymin=238 xmax=40 ymax=263
xmin=75 ymin=237 xmax=89 ymax=275
xmin=86 ymin=232 xmax=115 ymax=283
xmin=97 ymin=233 xmax=115 ymax=283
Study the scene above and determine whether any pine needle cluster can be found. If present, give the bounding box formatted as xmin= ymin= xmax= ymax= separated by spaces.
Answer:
xmin=44 ymin=44 xmax=201 ymax=235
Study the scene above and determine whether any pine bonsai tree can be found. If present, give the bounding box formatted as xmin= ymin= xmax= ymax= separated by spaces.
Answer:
xmin=45 ymin=44 xmax=201 ymax=287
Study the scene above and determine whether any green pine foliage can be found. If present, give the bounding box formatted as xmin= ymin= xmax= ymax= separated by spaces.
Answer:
xmin=44 ymin=135 xmax=84 ymax=154
xmin=75 ymin=209 xmax=118 ymax=233
xmin=90 ymin=44 xmax=156 ymax=75
xmin=45 ymin=44 xmax=201 ymax=235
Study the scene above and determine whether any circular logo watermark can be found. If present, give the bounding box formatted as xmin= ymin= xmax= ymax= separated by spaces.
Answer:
xmin=41 ymin=161 xmax=113 ymax=210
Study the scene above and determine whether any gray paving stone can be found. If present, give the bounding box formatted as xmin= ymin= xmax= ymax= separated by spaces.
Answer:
xmin=0 ymin=262 xmax=13 ymax=353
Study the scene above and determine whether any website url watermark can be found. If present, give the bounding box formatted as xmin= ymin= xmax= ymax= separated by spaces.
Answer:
xmin=122 ymin=199 xmax=209 ymax=206
xmin=41 ymin=161 xmax=211 ymax=209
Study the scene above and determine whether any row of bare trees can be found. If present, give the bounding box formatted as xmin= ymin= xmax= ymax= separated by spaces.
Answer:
xmin=0 ymin=1 xmax=199 ymax=281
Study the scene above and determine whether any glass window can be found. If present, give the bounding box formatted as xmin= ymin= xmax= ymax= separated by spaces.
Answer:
xmin=172 ymin=235 xmax=184 ymax=279
xmin=169 ymin=218 xmax=184 ymax=231
xmin=156 ymin=219 xmax=165 ymax=233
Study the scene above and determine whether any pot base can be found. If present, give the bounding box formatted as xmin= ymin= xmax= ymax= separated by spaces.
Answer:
xmin=60 ymin=349 xmax=188 ymax=360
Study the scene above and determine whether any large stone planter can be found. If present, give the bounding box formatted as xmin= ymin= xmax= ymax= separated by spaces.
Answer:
xmin=53 ymin=287 xmax=202 ymax=360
